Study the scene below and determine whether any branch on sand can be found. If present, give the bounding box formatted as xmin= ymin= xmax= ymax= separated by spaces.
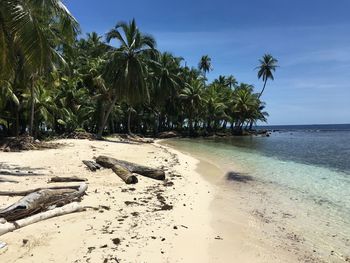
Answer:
xmin=0 ymin=184 xmax=85 ymax=196
xmin=49 ymin=176 xmax=87 ymax=183
xmin=0 ymin=178 xmax=18 ymax=183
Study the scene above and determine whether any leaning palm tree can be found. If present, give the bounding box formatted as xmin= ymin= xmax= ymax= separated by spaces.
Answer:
xmin=99 ymin=19 xmax=156 ymax=136
xmin=198 ymin=55 xmax=213 ymax=78
xmin=256 ymin=54 xmax=278 ymax=98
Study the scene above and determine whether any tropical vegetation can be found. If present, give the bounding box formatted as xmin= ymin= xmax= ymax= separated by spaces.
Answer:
xmin=0 ymin=1 xmax=277 ymax=138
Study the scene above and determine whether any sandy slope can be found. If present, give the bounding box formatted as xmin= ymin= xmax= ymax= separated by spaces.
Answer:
xmin=0 ymin=138 xmax=298 ymax=263
xmin=0 ymin=138 xmax=214 ymax=263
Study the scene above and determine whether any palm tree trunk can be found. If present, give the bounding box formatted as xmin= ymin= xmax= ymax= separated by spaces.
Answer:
xmin=15 ymin=108 xmax=20 ymax=136
xmin=258 ymin=79 xmax=268 ymax=99
xmin=153 ymin=113 xmax=159 ymax=136
xmin=97 ymin=96 xmax=118 ymax=139
xmin=29 ymin=83 xmax=35 ymax=137
xmin=188 ymin=115 xmax=193 ymax=136
xmin=127 ymin=108 xmax=132 ymax=135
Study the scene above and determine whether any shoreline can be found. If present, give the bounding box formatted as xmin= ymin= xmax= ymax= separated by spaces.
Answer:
xmin=0 ymin=137 xmax=333 ymax=262
xmin=161 ymin=140 xmax=302 ymax=263
xmin=162 ymin=138 xmax=349 ymax=263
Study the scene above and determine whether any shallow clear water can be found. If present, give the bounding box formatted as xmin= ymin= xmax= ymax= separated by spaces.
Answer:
xmin=165 ymin=125 xmax=350 ymax=261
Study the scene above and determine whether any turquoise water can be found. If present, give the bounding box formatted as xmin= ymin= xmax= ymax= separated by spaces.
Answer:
xmin=165 ymin=127 xmax=350 ymax=262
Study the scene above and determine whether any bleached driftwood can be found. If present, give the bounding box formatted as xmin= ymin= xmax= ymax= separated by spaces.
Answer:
xmin=96 ymin=155 xmax=165 ymax=181
xmin=0 ymin=184 xmax=84 ymax=196
xmin=0 ymin=202 xmax=84 ymax=236
xmin=0 ymin=177 xmax=18 ymax=183
xmin=119 ymin=134 xmax=154 ymax=144
xmin=0 ymin=183 xmax=87 ymax=221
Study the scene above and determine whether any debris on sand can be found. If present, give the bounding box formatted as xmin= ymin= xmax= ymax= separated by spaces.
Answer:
xmin=0 ymin=135 xmax=61 ymax=152
xmin=112 ymin=238 xmax=121 ymax=246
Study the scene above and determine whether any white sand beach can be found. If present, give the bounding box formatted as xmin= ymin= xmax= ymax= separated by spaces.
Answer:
xmin=0 ymin=138 xmax=299 ymax=263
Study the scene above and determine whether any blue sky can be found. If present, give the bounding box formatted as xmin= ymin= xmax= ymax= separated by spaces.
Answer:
xmin=64 ymin=0 xmax=350 ymax=125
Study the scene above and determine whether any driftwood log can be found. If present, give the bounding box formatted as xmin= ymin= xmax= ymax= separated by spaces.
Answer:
xmin=49 ymin=176 xmax=87 ymax=183
xmin=96 ymin=156 xmax=138 ymax=184
xmin=0 ymin=178 xmax=18 ymax=183
xmin=0 ymin=185 xmax=84 ymax=196
xmin=0 ymin=202 xmax=84 ymax=236
xmin=119 ymin=134 xmax=154 ymax=144
xmin=96 ymin=155 xmax=165 ymax=181
xmin=0 ymin=170 xmax=43 ymax=176
xmin=82 ymin=160 xmax=101 ymax=171
xmin=0 ymin=183 xmax=87 ymax=221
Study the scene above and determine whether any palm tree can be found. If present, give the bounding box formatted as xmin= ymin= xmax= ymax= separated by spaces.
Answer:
xmin=213 ymin=75 xmax=227 ymax=86
xmin=0 ymin=0 xmax=79 ymax=136
xmin=99 ymin=18 xmax=157 ymax=136
xmin=256 ymin=54 xmax=278 ymax=98
xmin=203 ymin=84 xmax=227 ymax=132
xmin=179 ymin=79 xmax=204 ymax=135
xmin=231 ymin=85 xmax=259 ymax=131
xmin=149 ymin=52 xmax=182 ymax=134
xmin=226 ymin=75 xmax=237 ymax=89
xmin=198 ymin=55 xmax=213 ymax=78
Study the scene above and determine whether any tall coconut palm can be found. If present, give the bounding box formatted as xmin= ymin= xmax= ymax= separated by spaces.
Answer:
xmin=98 ymin=19 xmax=157 ymax=136
xmin=149 ymin=52 xmax=182 ymax=134
xmin=198 ymin=55 xmax=213 ymax=78
xmin=256 ymin=54 xmax=278 ymax=98
xmin=0 ymin=0 xmax=79 ymax=136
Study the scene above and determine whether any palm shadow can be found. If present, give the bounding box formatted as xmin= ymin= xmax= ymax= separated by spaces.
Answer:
xmin=226 ymin=171 xmax=254 ymax=183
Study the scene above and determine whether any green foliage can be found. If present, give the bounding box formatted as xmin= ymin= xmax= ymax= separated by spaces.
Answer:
xmin=0 ymin=6 xmax=275 ymax=137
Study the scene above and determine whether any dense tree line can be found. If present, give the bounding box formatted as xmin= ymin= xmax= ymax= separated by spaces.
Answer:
xmin=0 ymin=1 xmax=278 ymax=138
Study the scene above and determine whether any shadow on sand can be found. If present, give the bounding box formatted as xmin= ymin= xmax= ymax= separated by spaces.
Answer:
xmin=225 ymin=171 xmax=254 ymax=183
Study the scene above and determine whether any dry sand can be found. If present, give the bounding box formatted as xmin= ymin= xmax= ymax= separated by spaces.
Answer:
xmin=0 ymin=138 xmax=299 ymax=262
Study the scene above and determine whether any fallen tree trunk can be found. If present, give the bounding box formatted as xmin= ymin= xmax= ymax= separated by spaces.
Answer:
xmin=0 ymin=202 xmax=84 ymax=236
xmin=96 ymin=157 xmax=138 ymax=184
xmin=0 ymin=178 xmax=18 ymax=183
xmin=111 ymin=165 xmax=138 ymax=184
xmin=49 ymin=176 xmax=87 ymax=183
xmin=82 ymin=160 xmax=101 ymax=171
xmin=96 ymin=155 xmax=165 ymax=180
xmin=0 ymin=185 xmax=84 ymax=196
xmin=0 ymin=183 xmax=87 ymax=221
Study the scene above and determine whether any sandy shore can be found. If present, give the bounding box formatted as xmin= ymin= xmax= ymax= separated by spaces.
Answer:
xmin=0 ymin=138 xmax=299 ymax=262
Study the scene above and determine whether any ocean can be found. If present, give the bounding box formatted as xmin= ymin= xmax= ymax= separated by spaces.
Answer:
xmin=164 ymin=124 xmax=350 ymax=262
